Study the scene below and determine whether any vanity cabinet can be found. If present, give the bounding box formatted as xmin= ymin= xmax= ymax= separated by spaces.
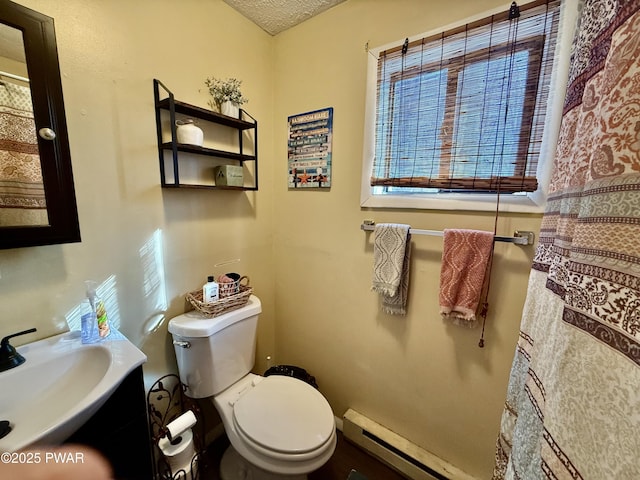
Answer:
xmin=153 ymin=79 xmax=258 ymax=190
xmin=65 ymin=366 xmax=153 ymax=480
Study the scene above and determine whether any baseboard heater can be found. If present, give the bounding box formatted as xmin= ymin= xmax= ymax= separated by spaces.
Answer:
xmin=342 ymin=409 xmax=477 ymax=480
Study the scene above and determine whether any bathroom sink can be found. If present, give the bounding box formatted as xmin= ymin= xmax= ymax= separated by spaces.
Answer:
xmin=0 ymin=331 xmax=146 ymax=452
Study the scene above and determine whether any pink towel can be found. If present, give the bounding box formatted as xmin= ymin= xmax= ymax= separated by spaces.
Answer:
xmin=439 ymin=229 xmax=494 ymax=324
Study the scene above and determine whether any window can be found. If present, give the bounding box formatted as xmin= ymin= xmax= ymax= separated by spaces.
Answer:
xmin=361 ymin=0 xmax=578 ymax=212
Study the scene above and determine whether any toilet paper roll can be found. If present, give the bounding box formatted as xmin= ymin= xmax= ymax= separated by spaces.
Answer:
xmin=165 ymin=410 xmax=197 ymax=440
xmin=158 ymin=428 xmax=196 ymax=474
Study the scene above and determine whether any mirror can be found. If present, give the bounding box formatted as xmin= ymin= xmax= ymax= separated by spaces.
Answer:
xmin=0 ymin=1 xmax=79 ymax=248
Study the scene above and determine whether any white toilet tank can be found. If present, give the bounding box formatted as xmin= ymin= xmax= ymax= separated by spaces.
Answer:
xmin=168 ymin=295 xmax=262 ymax=398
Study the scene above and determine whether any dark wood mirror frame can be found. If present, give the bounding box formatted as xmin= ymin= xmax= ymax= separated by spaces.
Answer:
xmin=0 ymin=0 xmax=80 ymax=249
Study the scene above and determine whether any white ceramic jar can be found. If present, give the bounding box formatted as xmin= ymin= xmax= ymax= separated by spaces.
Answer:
xmin=176 ymin=119 xmax=203 ymax=146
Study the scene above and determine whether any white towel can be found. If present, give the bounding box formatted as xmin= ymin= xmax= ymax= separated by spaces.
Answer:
xmin=371 ymin=223 xmax=411 ymax=315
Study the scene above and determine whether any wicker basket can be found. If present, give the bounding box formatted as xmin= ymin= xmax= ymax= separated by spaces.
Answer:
xmin=186 ymin=284 xmax=253 ymax=317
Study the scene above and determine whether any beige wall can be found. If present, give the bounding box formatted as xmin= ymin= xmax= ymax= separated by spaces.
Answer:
xmin=0 ymin=1 xmax=545 ymax=479
xmin=0 ymin=0 xmax=277 ymax=381
xmin=272 ymin=1 xmax=542 ymax=478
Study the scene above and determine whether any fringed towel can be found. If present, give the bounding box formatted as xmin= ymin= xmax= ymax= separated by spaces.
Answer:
xmin=372 ymin=223 xmax=411 ymax=315
xmin=439 ymin=229 xmax=494 ymax=325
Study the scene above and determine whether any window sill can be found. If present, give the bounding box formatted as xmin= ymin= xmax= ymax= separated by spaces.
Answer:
xmin=360 ymin=190 xmax=545 ymax=214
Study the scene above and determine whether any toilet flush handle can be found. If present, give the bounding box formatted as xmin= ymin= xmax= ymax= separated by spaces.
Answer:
xmin=173 ymin=340 xmax=191 ymax=349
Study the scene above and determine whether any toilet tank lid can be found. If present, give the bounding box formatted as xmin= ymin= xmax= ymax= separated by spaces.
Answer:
xmin=168 ymin=295 xmax=262 ymax=338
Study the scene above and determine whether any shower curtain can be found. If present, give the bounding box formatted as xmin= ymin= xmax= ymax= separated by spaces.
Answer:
xmin=494 ymin=1 xmax=640 ymax=479
xmin=0 ymin=79 xmax=47 ymax=226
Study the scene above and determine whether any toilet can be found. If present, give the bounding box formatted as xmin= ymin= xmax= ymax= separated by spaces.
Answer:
xmin=168 ymin=295 xmax=336 ymax=479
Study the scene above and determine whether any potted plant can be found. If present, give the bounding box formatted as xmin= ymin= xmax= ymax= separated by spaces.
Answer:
xmin=204 ymin=76 xmax=248 ymax=117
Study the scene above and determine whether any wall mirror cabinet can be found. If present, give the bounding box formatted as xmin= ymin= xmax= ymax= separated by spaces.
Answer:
xmin=0 ymin=0 xmax=80 ymax=249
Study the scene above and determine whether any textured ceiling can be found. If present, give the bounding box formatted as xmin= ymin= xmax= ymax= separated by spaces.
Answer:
xmin=223 ymin=0 xmax=347 ymax=35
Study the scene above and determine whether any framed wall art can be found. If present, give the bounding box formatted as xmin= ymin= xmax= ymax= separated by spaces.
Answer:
xmin=288 ymin=107 xmax=333 ymax=189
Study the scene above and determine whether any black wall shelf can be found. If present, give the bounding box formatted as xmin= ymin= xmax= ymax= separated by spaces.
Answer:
xmin=153 ymin=79 xmax=258 ymax=190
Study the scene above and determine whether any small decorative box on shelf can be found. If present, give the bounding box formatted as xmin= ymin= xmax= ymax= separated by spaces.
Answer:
xmin=214 ymin=165 xmax=244 ymax=187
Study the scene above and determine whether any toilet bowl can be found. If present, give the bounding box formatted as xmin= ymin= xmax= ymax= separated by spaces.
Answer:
xmin=168 ymin=295 xmax=336 ymax=479
xmin=215 ymin=374 xmax=336 ymax=479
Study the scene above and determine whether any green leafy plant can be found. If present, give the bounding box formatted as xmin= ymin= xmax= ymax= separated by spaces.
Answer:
xmin=204 ymin=77 xmax=248 ymax=111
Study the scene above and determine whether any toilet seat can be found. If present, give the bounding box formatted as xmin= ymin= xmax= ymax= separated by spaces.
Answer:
xmin=232 ymin=376 xmax=334 ymax=459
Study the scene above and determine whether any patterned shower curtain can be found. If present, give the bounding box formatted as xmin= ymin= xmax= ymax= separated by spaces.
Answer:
xmin=493 ymin=0 xmax=640 ymax=479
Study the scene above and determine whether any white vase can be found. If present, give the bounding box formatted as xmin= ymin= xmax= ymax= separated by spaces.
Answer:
xmin=175 ymin=119 xmax=203 ymax=146
xmin=221 ymin=100 xmax=239 ymax=118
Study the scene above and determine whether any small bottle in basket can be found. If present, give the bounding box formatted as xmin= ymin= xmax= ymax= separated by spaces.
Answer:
xmin=202 ymin=276 xmax=219 ymax=303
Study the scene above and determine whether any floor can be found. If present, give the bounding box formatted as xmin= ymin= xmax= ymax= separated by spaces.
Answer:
xmin=200 ymin=430 xmax=407 ymax=480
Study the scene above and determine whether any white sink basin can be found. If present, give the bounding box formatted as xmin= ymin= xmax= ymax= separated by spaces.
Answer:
xmin=0 ymin=331 xmax=146 ymax=452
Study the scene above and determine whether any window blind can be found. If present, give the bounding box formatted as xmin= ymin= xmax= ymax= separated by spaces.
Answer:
xmin=371 ymin=0 xmax=561 ymax=193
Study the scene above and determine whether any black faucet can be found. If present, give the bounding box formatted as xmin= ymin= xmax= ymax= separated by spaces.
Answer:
xmin=0 ymin=328 xmax=37 ymax=372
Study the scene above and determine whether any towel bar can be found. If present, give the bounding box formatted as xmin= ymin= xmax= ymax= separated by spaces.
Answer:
xmin=360 ymin=220 xmax=534 ymax=245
